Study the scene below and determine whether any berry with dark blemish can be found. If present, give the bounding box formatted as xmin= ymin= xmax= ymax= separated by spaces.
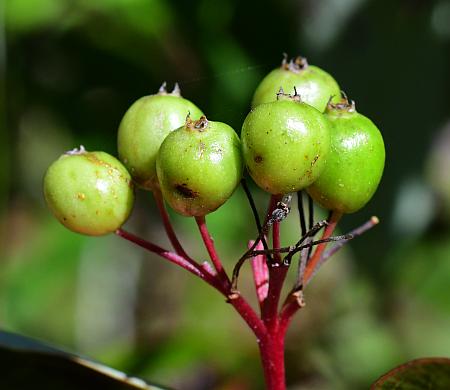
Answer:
xmin=157 ymin=115 xmax=243 ymax=216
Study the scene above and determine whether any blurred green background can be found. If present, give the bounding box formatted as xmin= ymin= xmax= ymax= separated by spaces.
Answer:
xmin=1 ymin=0 xmax=450 ymax=389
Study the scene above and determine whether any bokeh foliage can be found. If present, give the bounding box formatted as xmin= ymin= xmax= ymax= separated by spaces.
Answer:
xmin=1 ymin=0 xmax=450 ymax=389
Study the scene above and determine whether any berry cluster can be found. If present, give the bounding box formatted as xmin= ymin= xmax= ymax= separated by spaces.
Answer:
xmin=43 ymin=55 xmax=385 ymax=389
xmin=44 ymin=55 xmax=385 ymax=233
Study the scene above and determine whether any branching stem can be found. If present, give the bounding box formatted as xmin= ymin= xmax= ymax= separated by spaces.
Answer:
xmin=115 ymin=228 xmax=218 ymax=288
xmin=249 ymin=233 xmax=353 ymax=259
xmin=119 ymin=182 xmax=378 ymax=390
xmin=115 ymin=228 xmax=267 ymax=342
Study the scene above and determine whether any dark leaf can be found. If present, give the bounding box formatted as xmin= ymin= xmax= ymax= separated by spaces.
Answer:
xmin=371 ymin=357 xmax=450 ymax=389
xmin=0 ymin=330 xmax=170 ymax=390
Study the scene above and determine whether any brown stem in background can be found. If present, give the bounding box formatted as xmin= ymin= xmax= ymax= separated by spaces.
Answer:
xmin=307 ymin=216 xmax=379 ymax=284
xmin=303 ymin=210 xmax=343 ymax=284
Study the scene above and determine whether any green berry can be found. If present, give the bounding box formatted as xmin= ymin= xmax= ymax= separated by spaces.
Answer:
xmin=252 ymin=56 xmax=340 ymax=112
xmin=307 ymin=98 xmax=385 ymax=213
xmin=117 ymin=83 xmax=203 ymax=190
xmin=43 ymin=147 xmax=134 ymax=235
xmin=156 ymin=116 xmax=243 ymax=216
xmin=241 ymin=93 xmax=331 ymax=195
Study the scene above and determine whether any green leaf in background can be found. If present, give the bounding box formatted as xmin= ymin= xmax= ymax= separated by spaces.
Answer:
xmin=0 ymin=330 xmax=170 ymax=390
xmin=5 ymin=0 xmax=66 ymax=33
xmin=371 ymin=357 xmax=450 ymax=389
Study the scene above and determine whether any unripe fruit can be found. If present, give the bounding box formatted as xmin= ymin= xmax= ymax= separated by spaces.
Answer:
xmin=43 ymin=147 xmax=134 ymax=235
xmin=241 ymin=93 xmax=331 ymax=195
xmin=252 ymin=55 xmax=340 ymax=112
xmin=307 ymin=98 xmax=385 ymax=213
xmin=117 ymin=83 xmax=203 ymax=190
xmin=156 ymin=116 xmax=243 ymax=217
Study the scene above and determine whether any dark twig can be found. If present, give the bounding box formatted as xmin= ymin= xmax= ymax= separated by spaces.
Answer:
xmin=298 ymin=191 xmax=306 ymax=237
xmin=231 ymin=219 xmax=329 ymax=292
xmin=308 ymin=194 xmax=314 ymax=231
xmin=282 ymin=220 xmax=328 ymax=265
xmin=241 ymin=179 xmax=271 ymax=260
xmin=247 ymin=234 xmax=353 ymax=259
xmin=241 ymin=179 xmax=263 ymax=233
xmin=306 ymin=194 xmax=315 ymax=260
xmin=231 ymin=194 xmax=284 ymax=293
xmin=293 ymin=192 xmax=310 ymax=299
xmin=297 ymin=194 xmax=315 ymax=283
xmin=296 ymin=241 xmax=310 ymax=290
xmin=231 ymin=231 xmax=267 ymax=294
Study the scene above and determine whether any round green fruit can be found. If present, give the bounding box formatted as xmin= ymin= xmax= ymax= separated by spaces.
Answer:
xmin=307 ymin=98 xmax=385 ymax=213
xmin=156 ymin=116 xmax=243 ymax=217
xmin=117 ymin=83 xmax=203 ymax=190
xmin=252 ymin=55 xmax=340 ymax=112
xmin=43 ymin=147 xmax=134 ymax=235
xmin=241 ymin=93 xmax=331 ymax=195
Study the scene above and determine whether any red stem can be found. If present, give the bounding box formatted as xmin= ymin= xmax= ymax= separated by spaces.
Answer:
xmin=278 ymin=298 xmax=301 ymax=336
xmin=117 ymin=187 xmax=357 ymax=390
xmin=259 ymin=329 xmax=286 ymax=390
xmin=116 ymin=224 xmax=283 ymax=387
xmin=245 ymin=194 xmax=287 ymax=388
xmin=152 ymin=188 xmax=192 ymax=260
xmin=195 ymin=215 xmax=230 ymax=287
xmin=229 ymin=296 xmax=267 ymax=341
xmin=262 ymin=195 xmax=289 ymax=330
xmin=193 ymin=217 xmax=270 ymax=342
xmin=272 ymin=218 xmax=282 ymax=263
xmin=115 ymin=228 xmax=219 ymax=289
xmin=116 ymin=229 xmax=268 ymax=342
xmin=263 ymin=263 xmax=289 ymax=329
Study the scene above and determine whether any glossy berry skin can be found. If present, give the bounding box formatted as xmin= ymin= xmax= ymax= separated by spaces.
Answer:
xmin=241 ymin=97 xmax=331 ymax=195
xmin=44 ymin=148 xmax=134 ymax=235
xmin=252 ymin=56 xmax=340 ymax=112
xmin=307 ymin=102 xmax=385 ymax=213
xmin=118 ymin=86 xmax=203 ymax=190
xmin=156 ymin=117 xmax=243 ymax=217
